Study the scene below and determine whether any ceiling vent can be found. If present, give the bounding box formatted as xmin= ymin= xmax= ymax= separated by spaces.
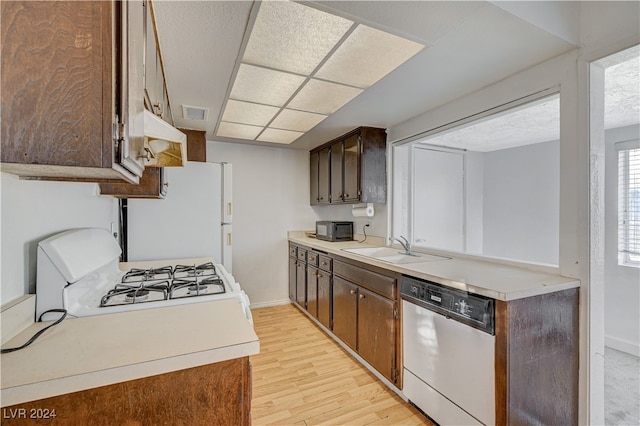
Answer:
xmin=182 ymin=105 xmax=209 ymax=121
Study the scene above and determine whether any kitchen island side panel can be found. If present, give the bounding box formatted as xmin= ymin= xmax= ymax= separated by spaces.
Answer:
xmin=495 ymin=288 xmax=579 ymax=426
xmin=1 ymin=357 xmax=251 ymax=426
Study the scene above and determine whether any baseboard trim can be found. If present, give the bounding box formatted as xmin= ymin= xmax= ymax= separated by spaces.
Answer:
xmin=605 ymin=336 xmax=640 ymax=356
xmin=249 ymin=299 xmax=291 ymax=310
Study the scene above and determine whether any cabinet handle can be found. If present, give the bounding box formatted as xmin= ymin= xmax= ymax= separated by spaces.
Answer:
xmin=349 ymin=289 xmax=356 ymax=295
xmin=317 ymin=273 xmax=322 ymax=278
xmin=345 ymin=193 xmax=349 ymax=197
xmin=359 ymin=294 xmax=365 ymax=299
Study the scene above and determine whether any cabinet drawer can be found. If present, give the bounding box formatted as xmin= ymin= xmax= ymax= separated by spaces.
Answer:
xmin=319 ymin=255 xmax=332 ymax=273
xmin=333 ymin=260 xmax=396 ymax=300
xmin=289 ymin=244 xmax=297 ymax=258
xmin=297 ymin=248 xmax=307 ymax=262
xmin=307 ymin=251 xmax=319 ymax=267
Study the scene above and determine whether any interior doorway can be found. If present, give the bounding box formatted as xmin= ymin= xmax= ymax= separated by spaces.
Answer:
xmin=590 ymin=45 xmax=640 ymax=426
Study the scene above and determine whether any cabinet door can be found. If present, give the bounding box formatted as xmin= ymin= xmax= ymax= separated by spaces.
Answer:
xmin=318 ymin=147 xmax=330 ymax=204
xmin=357 ymin=287 xmax=396 ymax=382
xmin=118 ymin=0 xmax=146 ymax=178
xmin=296 ymin=260 xmax=306 ymax=308
xmin=143 ymin=0 xmax=158 ymax=113
xmin=288 ymin=256 xmax=297 ymax=302
xmin=330 ymin=141 xmax=344 ymax=203
xmin=343 ymin=134 xmax=360 ymax=202
xmin=332 ymin=276 xmax=358 ymax=350
xmin=306 ymin=266 xmax=318 ymax=318
xmin=317 ymin=270 xmax=331 ymax=329
xmin=310 ymin=151 xmax=319 ymax=205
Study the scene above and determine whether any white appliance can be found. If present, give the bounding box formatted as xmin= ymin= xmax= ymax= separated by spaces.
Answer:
xmin=401 ymin=276 xmax=495 ymax=425
xmin=35 ymin=228 xmax=252 ymax=326
xmin=127 ymin=161 xmax=233 ymax=272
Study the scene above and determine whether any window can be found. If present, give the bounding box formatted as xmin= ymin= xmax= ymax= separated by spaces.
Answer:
xmin=617 ymin=140 xmax=640 ymax=266
xmin=392 ymin=91 xmax=560 ymax=266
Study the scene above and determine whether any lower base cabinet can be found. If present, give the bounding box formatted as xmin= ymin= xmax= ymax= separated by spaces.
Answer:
xmin=2 ymin=357 xmax=252 ymax=425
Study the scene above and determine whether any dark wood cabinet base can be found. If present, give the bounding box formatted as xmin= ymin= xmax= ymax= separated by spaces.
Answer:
xmin=2 ymin=357 xmax=251 ymax=426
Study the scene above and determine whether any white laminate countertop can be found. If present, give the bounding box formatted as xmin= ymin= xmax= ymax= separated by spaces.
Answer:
xmin=0 ymin=299 xmax=259 ymax=407
xmin=288 ymin=231 xmax=579 ymax=301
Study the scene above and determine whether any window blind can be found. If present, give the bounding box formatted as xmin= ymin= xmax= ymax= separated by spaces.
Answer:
xmin=617 ymin=140 xmax=640 ymax=266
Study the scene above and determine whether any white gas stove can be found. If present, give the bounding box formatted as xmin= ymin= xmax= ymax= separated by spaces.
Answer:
xmin=35 ymin=228 xmax=252 ymax=325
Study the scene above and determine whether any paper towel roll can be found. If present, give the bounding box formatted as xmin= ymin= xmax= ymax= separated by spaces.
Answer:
xmin=352 ymin=203 xmax=374 ymax=217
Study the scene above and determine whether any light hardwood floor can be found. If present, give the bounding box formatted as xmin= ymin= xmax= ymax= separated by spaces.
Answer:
xmin=250 ymin=304 xmax=433 ymax=426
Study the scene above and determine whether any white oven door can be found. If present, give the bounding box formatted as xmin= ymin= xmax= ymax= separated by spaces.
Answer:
xmin=402 ymin=300 xmax=495 ymax=425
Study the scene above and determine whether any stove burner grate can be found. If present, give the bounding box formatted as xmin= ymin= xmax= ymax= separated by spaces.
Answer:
xmin=100 ymin=282 xmax=170 ymax=307
xmin=169 ymin=276 xmax=225 ymax=299
xmin=122 ymin=266 xmax=173 ymax=283
xmin=173 ymin=262 xmax=218 ymax=279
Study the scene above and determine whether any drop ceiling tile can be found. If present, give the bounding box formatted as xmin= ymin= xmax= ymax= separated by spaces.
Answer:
xmin=221 ymin=100 xmax=280 ymax=126
xmin=257 ymin=128 xmax=303 ymax=144
xmin=315 ymin=24 xmax=424 ymax=88
xmin=244 ymin=0 xmax=353 ymax=75
xmin=288 ymin=79 xmax=363 ymax=115
xmin=230 ymin=64 xmax=306 ymax=106
xmin=270 ymin=109 xmax=327 ymax=132
xmin=217 ymin=122 xmax=263 ymax=140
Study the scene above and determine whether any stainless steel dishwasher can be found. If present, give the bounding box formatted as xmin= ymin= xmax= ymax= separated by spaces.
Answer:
xmin=401 ymin=276 xmax=495 ymax=426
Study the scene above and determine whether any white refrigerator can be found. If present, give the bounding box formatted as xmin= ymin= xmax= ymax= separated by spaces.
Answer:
xmin=127 ymin=162 xmax=233 ymax=272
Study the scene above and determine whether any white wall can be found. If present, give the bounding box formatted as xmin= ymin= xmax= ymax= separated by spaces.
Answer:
xmin=482 ymin=140 xmax=560 ymax=265
xmin=604 ymin=124 xmax=640 ymax=356
xmin=0 ymin=173 xmax=118 ymax=303
xmin=206 ymin=141 xmax=318 ymax=307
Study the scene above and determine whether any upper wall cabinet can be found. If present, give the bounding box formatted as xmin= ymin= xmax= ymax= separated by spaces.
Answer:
xmin=1 ymin=1 xmax=146 ymax=183
xmin=310 ymin=127 xmax=387 ymax=205
xmin=144 ymin=0 xmax=172 ymax=125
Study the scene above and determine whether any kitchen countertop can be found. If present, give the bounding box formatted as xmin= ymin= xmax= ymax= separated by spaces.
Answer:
xmin=289 ymin=231 xmax=579 ymax=301
xmin=0 ymin=298 xmax=259 ymax=407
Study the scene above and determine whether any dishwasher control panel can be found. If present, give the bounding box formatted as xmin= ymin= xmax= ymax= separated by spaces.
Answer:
xmin=401 ymin=276 xmax=495 ymax=334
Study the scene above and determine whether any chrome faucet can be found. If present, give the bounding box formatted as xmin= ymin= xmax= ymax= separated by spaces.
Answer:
xmin=390 ymin=236 xmax=416 ymax=256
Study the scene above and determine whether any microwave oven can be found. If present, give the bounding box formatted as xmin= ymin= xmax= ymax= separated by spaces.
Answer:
xmin=315 ymin=221 xmax=353 ymax=242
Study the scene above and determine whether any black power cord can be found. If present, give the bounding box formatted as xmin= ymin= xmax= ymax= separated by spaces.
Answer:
xmin=358 ymin=223 xmax=370 ymax=243
xmin=0 ymin=309 xmax=67 ymax=354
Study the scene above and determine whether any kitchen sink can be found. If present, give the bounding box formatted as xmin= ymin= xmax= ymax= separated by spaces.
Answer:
xmin=341 ymin=247 xmax=450 ymax=264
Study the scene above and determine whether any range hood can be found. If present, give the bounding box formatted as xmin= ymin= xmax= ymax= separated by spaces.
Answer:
xmin=143 ymin=109 xmax=187 ymax=167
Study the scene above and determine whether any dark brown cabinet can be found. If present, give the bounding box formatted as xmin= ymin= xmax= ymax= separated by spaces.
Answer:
xmin=288 ymin=244 xmax=297 ymax=302
xmin=332 ymin=259 xmax=399 ymax=384
xmin=311 ymin=146 xmax=330 ymax=204
xmin=1 ymin=1 xmax=145 ymax=183
xmin=144 ymin=0 xmax=173 ymax=125
xmin=296 ymin=248 xmax=307 ymax=308
xmin=2 ymin=357 xmax=252 ymax=426
xmin=317 ymin=255 xmax=332 ymax=329
xmin=287 ymin=242 xmax=399 ymax=385
xmin=332 ymin=276 xmax=359 ymax=350
xmin=98 ymin=167 xmax=167 ymax=199
xmin=310 ymin=127 xmax=387 ymax=205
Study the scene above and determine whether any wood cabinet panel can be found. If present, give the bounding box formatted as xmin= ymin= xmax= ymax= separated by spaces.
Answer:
xmin=2 ymin=358 xmax=252 ymax=426
xmin=317 ymin=269 xmax=331 ymax=329
xmin=1 ymin=0 xmax=147 ymax=183
xmin=495 ymin=288 xmax=579 ymax=425
xmin=288 ymin=256 xmax=297 ymax=302
xmin=330 ymin=141 xmax=343 ymax=203
xmin=333 ymin=260 xmax=396 ymax=299
xmin=179 ymin=128 xmax=206 ymax=162
xmin=343 ymin=134 xmax=360 ymax=203
xmin=296 ymin=260 xmax=306 ymax=308
xmin=307 ymin=266 xmax=319 ymax=318
xmin=332 ymin=276 xmax=358 ymax=351
xmin=357 ymin=287 xmax=395 ymax=382
xmin=309 ymin=127 xmax=386 ymax=205
xmin=99 ymin=167 xmax=166 ymax=198
xmin=318 ymin=147 xmax=330 ymax=204
xmin=318 ymin=255 xmax=332 ymax=273
xmin=310 ymin=151 xmax=319 ymax=204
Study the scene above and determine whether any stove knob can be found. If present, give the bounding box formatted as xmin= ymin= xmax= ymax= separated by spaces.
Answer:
xmin=458 ymin=300 xmax=468 ymax=315
xmin=410 ymin=285 xmax=419 ymax=297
